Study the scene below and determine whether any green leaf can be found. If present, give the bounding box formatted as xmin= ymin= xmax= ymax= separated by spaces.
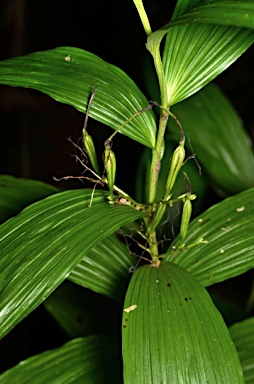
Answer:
xmin=122 ymin=262 xmax=244 ymax=383
xmin=171 ymin=1 xmax=254 ymax=29
xmin=164 ymin=187 xmax=254 ymax=287
xmin=0 ymin=189 xmax=146 ymax=340
xmin=171 ymin=83 xmax=254 ymax=195
xmin=0 ymin=335 xmax=121 ymax=383
xmin=0 ymin=47 xmax=157 ymax=148
xmin=147 ymin=1 xmax=254 ymax=105
xmin=230 ymin=317 xmax=254 ymax=383
xmin=0 ymin=175 xmax=59 ymax=223
xmin=163 ymin=25 xmax=253 ymax=106
xmin=69 ymin=233 xmax=136 ymax=302
xmin=171 ymin=0 xmax=201 ymax=19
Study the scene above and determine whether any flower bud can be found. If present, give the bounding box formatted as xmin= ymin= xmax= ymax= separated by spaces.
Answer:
xmin=148 ymin=203 xmax=166 ymax=233
xmin=165 ymin=139 xmax=185 ymax=199
xmin=180 ymin=198 xmax=192 ymax=242
xmin=82 ymin=129 xmax=100 ymax=175
xmin=104 ymin=141 xmax=116 ymax=199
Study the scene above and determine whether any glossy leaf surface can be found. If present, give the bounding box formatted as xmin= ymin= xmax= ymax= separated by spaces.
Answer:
xmin=230 ymin=317 xmax=254 ymax=383
xmin=171 ymin=1 xmax=254 ymax=29
xmin=0 ymin=47 xmax=157 ymax=148
xmin=147 ymin=0 xmax=254 ymax=105
xmin=0 ymin=176 xmax=134 ymax=303
xmin=69 ymin=233 xmax=136 ymax=302
xmin=0 ymin=335 xmax=121 ymax=383
xmin=122 ymin=262 xmax=244 ymax=383
xmin=0 ymin=189 xmax=146 ymax=340
xmin=165 ymin=188 xmax=254 ymax=287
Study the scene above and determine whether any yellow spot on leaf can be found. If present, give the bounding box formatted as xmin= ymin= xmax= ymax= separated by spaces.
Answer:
xmin=236 ymin=206 xmax=245 ymax=212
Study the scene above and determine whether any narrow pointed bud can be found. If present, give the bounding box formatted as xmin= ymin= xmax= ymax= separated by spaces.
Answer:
xmin=82 ymin=129 xmax=100 ymax=175
xmin=148 ymin=203 xmax=166 ymax=233
xmin=104 ymin=140 xmax=116 ymax=199
xmin=165 ymin=139 xmax=185 ymax=199
xmin=180 ymin=198 xmax=192 ymax=242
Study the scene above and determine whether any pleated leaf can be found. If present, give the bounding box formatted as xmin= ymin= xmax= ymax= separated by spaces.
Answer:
xmin=171 ymin=83 xmax=254 ymax=195
xmin=171 ymin=1 xmax=254 ymax=29
xmin=0 ymin=177 xmax=134 ymax=303
xmin=69 ymin=233 xmax=136 ymax=302
xmin=122 ymin=262 xmax=244 ymax=383
xmin=165 ymin=187 xmax=254 ymax=287
xmin=147 ymin=0 xmax=254 ymax=106
xmin=230 ymin=317 xmax=254 ymax=383
xmin=0 ymin=335 xmax=121 ymax=383
xmin=0 ymin=47 xmax=157 ymax=148
xmin=0 ymin=175 xmax=59 ymax=223
xmin=0 ymin=189 xmax=146 ymax=340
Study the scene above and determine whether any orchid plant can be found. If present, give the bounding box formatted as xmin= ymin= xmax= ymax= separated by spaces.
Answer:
xmin=0 ymin=1 xmax=254 ymax=382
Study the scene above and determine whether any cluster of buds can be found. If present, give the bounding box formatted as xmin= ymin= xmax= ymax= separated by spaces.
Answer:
xmin=82 ymin=128 xmax=116 ymax=200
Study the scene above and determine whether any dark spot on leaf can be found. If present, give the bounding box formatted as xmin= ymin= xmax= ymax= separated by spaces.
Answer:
xmin=167 ymin=283 xmax=171 ymax=287
xmin=125 ymin=318 xmax=128 ymax=322
xmin=123 ymin=325 xmax=127 ymax=329
xmin=184 ymin=298 xmax=192 ymax=302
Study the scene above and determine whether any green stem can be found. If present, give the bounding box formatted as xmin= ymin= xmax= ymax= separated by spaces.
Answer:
xmin=148 ymin=43 xmax=169 ymax=205
xmin=132 ymin=1 xmax=170 ymax=265
xmin=133 ymin=0 xmax=152 ymax=36
xmin=148 ymin=108 xmax=169 ymax=205
xmin=144 ymin=107 xmax=169 ymax=265
xmin=153 ymin=46 xmax=168 ymax=108
xmin=145 ymin=42 xmax=169 ymax=265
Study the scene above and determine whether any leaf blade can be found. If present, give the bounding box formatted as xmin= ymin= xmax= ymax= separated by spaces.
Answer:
xmin=0 ymin=189 xmax=146 ymax=340
xmin=171 ymin=83 xmax=254 ymax=194
xmin=163 ymin=24 xmax=254 ymax=105
xmin=230 ymin=317 xmax=254 ymax=383
xmin=171 ymin=1 xmax=254 ymax=29
xmin=0 ymin=335 xmax=121 ymax=383
xmin=0 ymin=47 xmax=157 ymax=148
xmin=147 ymin=0 xmax=254 ymax=105
xmin=165 ymin=187 xmax=254 ymax=287
xmin=122 ymin=262 xmax=244 ymax=383
xmin=69 ymin=233 xmax=136 ymax=302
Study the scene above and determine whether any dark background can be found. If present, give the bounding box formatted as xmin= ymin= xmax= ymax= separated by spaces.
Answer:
xmin=0 ymin=0 xmax=254 ymax=375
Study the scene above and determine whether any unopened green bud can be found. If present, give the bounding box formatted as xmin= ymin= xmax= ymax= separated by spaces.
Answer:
xmin=180 ymin=198 xmax=192 ymax=242
xmin=148 ymin=203 xmax=166 ymax=233
xmin=165 ymin=139 xmax=185 ymax=198
xmin=82 ymin=129 xmax=100 ymax=175
xmin=104 ymin=141 xmax=116 ymax=199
